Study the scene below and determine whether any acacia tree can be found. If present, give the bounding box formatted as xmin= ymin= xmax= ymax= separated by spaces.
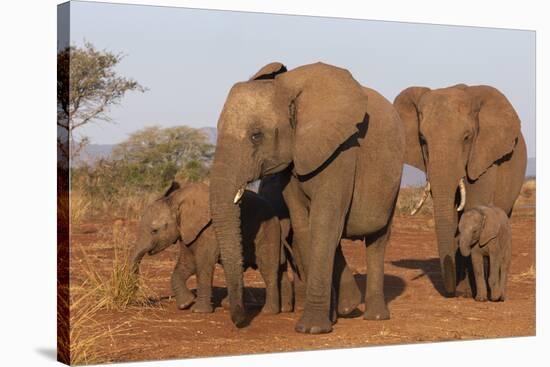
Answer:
xmin=73 ymin=126 xmax=213 ymax=199
xmin=113 ymin=126 xmax=214 ymax=167
xmin=57 ymin=42 xmax=145 ymax=160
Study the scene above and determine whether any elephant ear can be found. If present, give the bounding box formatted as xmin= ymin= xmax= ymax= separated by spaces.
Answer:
xmin=250 ymin=62 xmax=287 ymax=80
xmin=163 ymin=180 xmax=181 ymax=197
xmin=283 ymin=63 xmax=369 ymax=175
xmin=173 ymin=184 xmax=211 ymax=245
xmin=393 ymin=87 xmax=431 ymax=172
xmin=466 ymin=85 xmax=521 ymax=180
xmin=478 ymin=207 xmax=500 ymax=247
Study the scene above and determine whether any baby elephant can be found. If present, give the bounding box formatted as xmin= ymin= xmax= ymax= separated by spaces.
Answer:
xmin=131 ymin=181 xmax=292 ymax=314
xmin=458 ymin=206 xmax=512 ymax=302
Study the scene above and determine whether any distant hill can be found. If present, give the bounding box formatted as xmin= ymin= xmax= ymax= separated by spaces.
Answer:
xmin=76 ymin=126 xmax=536 ymax=185
xmin=76 ymin=144 xmax=113 ymax=166
xmin=75 ymin=127 xmax=217 ymax=165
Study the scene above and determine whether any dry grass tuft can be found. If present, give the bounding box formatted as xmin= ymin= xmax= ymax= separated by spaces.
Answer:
xmin=79 ymin=223 xmax=158 ymax=311
xmin=70 ymin=192 xmax=92 ymax=224
xmin=59 ymin=223 xmax=160 ymax=364
xmin=514 ymin=264 xmax=536 ymax=282
xmin=58 ymin=284 xmax=131 ymax=365
xmin=70 ymin=189 xmax=157 ymax=222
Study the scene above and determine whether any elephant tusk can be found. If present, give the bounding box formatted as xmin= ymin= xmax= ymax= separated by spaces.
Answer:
xmin=456 ymin=177 xmax=466 ymax=212
xmin=410 ymin=181 xmax=431 ymax=216
xmin=233 ymin=187 xmax=245 ymax=204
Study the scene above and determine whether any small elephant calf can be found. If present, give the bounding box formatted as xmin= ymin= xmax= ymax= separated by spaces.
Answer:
xmin=131 ymin=181 xmax=292 ymax=314
xmin=458 ymin=205 xmax=512 ymax=302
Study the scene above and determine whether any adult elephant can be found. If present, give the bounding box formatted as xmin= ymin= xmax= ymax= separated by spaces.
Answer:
xmin=393 ymin=84 xmax=527 ymax=296
xmin=210 ymin=62 xmax=404 ymax=333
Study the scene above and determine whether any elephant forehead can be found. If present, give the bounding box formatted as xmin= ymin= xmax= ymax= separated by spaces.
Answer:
xmin=226 ymin=82 xmax=277 ymax=109
xmin=422 ymin=90 xmax=472 ymax=112
xmin=461 ymin=210 xmax=482 ymax=224
xmin=219 ymin=85 xmax=282 ymax=138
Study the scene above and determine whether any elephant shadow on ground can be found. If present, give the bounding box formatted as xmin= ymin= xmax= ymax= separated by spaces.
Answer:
xmin=390 ymin=258 xmax=446 ymax=296
xmin=339 ymin=273 xmax=406 ymax=318
xmin=149 ymin=286 xmax=264 ymax=325
xmin=213 ymin=286 xmax=263 ymax=326
xmin=149 ymin=286 xmax=265 ymax=310
xmin=150 ymin=275 xmax=406 ymax=324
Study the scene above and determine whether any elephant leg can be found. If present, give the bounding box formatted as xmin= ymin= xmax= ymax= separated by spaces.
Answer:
xmin=257 ymin=242 xmax=281 ymax=315
xmin=471 ymin=253 xmax=487 ymax=302
xmin=172 ymin=244 xmax=196 ymax=310
xmin=295 ymin=193 xmax=351 ymax=334
xmin=221 ymin=295 xmax=230 ymax=310
xmin=455 ymin=252 xmax=474 ymax=298
xmin=500 ymin=262 xmax=509 ymax=301
xmin=333 ymin=244 xmax=361 ymax=316
xmin=191 ymin=237 xmax=218 ymax=313
xmin=500 ymin=252 xmax=511 ymax=301
xmin=363 ymin=226 xmax=390 ymax=320
xmin=280 ymin=264 xmax=294 ymax=313
xmin=282 ymin=175 xmax=311 ymax=281
xmin=488 ymin=253 xmax=501 ymax=301
xmin=293 ymin=272 xmax=307 ymax=311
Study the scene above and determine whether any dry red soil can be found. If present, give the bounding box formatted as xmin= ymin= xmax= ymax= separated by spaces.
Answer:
xmin=69 ymin=206 xmax=535 ymax=364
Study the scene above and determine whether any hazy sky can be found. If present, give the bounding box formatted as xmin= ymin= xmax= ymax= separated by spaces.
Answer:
xmin=65 ymin=1 xmax=536 ymax=157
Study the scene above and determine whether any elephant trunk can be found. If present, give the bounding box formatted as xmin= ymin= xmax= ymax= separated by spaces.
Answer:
xmin=129 ymin=241 xmax=150 ymax=275
xmin=209 ymin=148 xmax=248 ymax=327
xmin=459 ymin=234 xmax=472 ymax=257
xmin=430 ymin=180 xmax=461 ymax=296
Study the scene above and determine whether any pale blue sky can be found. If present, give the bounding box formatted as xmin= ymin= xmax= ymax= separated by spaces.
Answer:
xmin=64 ymin=1 xmax=536 ymax=157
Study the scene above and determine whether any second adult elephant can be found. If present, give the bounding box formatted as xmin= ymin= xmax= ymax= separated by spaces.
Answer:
xmin=209 ymin=62 xmax=404 ymax=333
xmin=394 ymin=84 xmax=526 ymax=296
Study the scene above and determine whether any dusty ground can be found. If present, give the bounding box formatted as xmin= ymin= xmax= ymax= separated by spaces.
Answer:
xmin=69 ymin=197 xmax=535 ymax=364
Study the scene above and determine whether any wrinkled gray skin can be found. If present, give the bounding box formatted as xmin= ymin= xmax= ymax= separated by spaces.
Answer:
xmin=210 ymin=62 xmax=404 ymax=333
xmin=394 ymin=84 xmax=526 ymax=297
xmin=131 ymin=181 xmax=292 ymax=314
xmin=458 ymin=206 xmax=511 ymax=302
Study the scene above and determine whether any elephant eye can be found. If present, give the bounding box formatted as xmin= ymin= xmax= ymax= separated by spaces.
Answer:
xmin=250 ymin=131 xmax=263 ymax=143
xmin=151 ymin=228 xmax=159 ymax=235
xmin=463 ymin=133 xmax=472 ymax=141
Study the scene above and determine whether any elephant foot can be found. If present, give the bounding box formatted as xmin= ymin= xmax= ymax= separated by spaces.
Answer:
xmin=221 ymin=296 xmax=230 ymax=310
xmin=175 ymin=293 xmax=195 ymax=310
xmin=456 ymin=279 xmax=473 ymax=298
xmin=474 ymin=294 xmax=487 ymax=302
xmin=191 ymin=301 xmax=213 ymax=313
xmin=295 ymin=309 xmax=333 ymax=334
xmin=337 ymin=280 xmax=361 ymax=316
xmin=230 ymin=304 xmax=248 ymax=328
xmin=281 ymin=303 xmax=293 ymax=313
xmin=364 ymin=297 xmax=390 ymax=321
xmin=338 ymin=293 xmax=361 ymax=316
xmin=261 ymin=304 xmax=280 ymax=315
xmin=489 ymin=286 xmax=502 ymax=302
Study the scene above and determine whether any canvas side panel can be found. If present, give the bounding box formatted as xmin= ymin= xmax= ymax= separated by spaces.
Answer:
xmin=57 ymin=2 xmax=70 ymax=365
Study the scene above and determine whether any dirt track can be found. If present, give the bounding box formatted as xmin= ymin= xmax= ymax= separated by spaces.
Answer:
xmin=69 ymin=205 xmax=535 ymax=364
